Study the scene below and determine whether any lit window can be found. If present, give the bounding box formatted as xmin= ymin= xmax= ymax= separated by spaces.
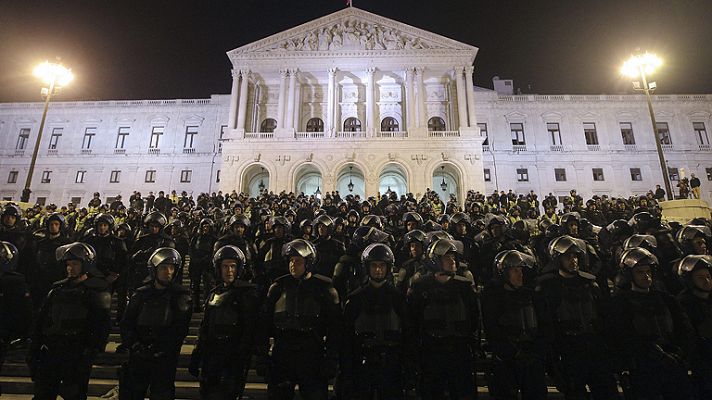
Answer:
xmin=592 ymin=168 xmax=605 ymax=181
xmin=630 ymin=168 xmax=642 ymax=181
xmin=584 ymin=122 xmax=598 ymax=145
xmin=184 ymin=126 xmax=198 ymax=148
xmin=657 ymin=122 xmax=672 ymax=144
xmin=510 ymin=123 xmax=525 ymax=145
xmin=149 ymin=126 xmax=164 ymax=148
xmin=75 ymin=170 xmax=86 ymax=183
xmin=620 ymin=122 xmax=635 ymax=145
xmin=116 ymin=127 xmax=130 ymax=149
xmin=82 ymin=127 xmax=97 ymax=149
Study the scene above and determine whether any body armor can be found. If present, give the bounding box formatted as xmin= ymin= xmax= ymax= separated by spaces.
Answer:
xmin=629 ymin=293 xmax=674 ymax=343
xmin=352 ymin=287 xmax=402 ymax=348
xmin=421 ymin=282 xmax=471 ymax=339
xmin=44 ymin=285 xmax=89 ymax=336
xmin=497 ymin=289 xmax=538 ymax=343
xmin=273 ymin=281 xmax=323 ymax=334
xmin=136 ymin=290 xmax=174 ymax=341
xmin=205 ymin=288 xmax=243 ymax=340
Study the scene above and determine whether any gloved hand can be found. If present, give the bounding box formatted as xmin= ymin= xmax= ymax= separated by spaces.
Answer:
xmin=320 ymin=358 xmax=339 ymax=380
xmin=188 ymin=349 xmax=201 ymax=378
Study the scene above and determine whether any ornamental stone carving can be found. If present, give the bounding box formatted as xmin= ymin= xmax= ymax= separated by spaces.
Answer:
xmin=265 ymin=19 xmax=441 ymax=52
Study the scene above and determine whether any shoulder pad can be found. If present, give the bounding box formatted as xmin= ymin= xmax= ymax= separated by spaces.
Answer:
xmin=577 ymin=271 xmax=596 ymax=281
xmin=327 ymin=286 xmax=340 ymax=305
xmin=91 ymin=290 xmax=112 ymax=310
xmin=84 ymin=276 xmax=109 ymax=290
xmin=231 ymin=279 xmax=257 ymax=289
xmin=274 ymin=273 xmax=292 ymax=283
xmin=454 ymin=273 xmax=474 ymax=284
xmin=52 ymin=278 xmax=70 ymax=287
xmin=536 ymin=272 xmax=558 ymax=284
xmin=311 ymin=273 xmax=333 ymax=284
xmin=176 ymin=292 xmax=192 ymax=313
xmin=135 ymin=285 xmax=152 ymax=292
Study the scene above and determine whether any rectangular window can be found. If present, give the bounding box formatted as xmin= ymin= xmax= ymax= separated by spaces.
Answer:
xmin=7 ymin=171 xmax=18 ymax=184
xmin=707 ymin=167 xmax=712 ymax=181
xmin=145 ymin=170 xmax=156 ymax=183
xmin=110 ymin=170 xmax=121 ymax=183
xmin=82 ymin=127 xmax=97 ymax=149
xmin=36 ymin=197 xmax=46 ymax=206
xmin=16 ymin=128 xmax=30 ymax=150
xmin=516 ymin=168 xmax=529 ymax=182
xmin=116 ymin=127 xmax=130 ymax=149
xmin=70 ymin=197 xmax=82 ymax=205
xmin=216 ymin=170 xmax=221 ymax=183
xmin=668 ymin=167 xmax=679 ymax=181
xmin=48 ymin=128 xmax=62 ymax=149
xmin=184 ymin=126 xmax=198 ymax=148
xmin=180 ymin=169 xmax=192 ymax=183
xmin=694 ymin=122 xmax=709 ymax=145
xmin=149 ymin=126 xmax=163 ymax=148
xmin=484 ymin=168 xmax=491 ymax=182
xmin=477 ymin=123 xmax=489 ymax=146
xmin=75 ymin=170 xmax=86 ymax=183
xmin=219 ymin=125 xmax=227 ymax=150
xmin=555 ymin=168 xmax=567 ymax=182
xmin=620 ymin=122 xmax=635 ymax=145
xmin=630 ymin=168 xmax=642 ymax=181
xmin=41 ymin=170 xmax=51 ymax=183
xmin=584 ymin=122 xmax=599 ymax=145
xmin=592 ymin=168 xmax=605 ymax=181
xmin=547 ymin=123 xmax=562 ymax=145
xmin=510 ymin=123 xmax=525 ymax=145
xmin=657 ymin=122 xmax=672 ymax=144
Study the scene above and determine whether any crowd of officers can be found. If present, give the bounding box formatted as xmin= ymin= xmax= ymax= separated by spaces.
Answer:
xmin=0 ymin=187 xmax=711 ymax=400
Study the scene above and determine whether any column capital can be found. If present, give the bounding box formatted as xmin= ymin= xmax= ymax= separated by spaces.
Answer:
xmin=289 ymin=68 xmax=299 ymax=75
xmin=231 ymin=69 xmax=240 ymax=79
xmin=453 ymin=66 xmax=465 ymax=75
xmin=464 ymin=65 xmax=474 ymax=74
xmin=366 ymin=67 xmax=376 ymax=75
xmin=415 ymin=66 xmax=425 ymax=75
xmin=328 ymin=67 xmax=338 ymax=75
xmin=239 ymin=69 xmax=251 ymax=78
xmin=279 ymin=69 xmax=289 ymax=77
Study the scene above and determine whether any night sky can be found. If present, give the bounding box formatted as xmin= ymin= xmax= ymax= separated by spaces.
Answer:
xmin=1 ymin=0 xmax=710 ymax=103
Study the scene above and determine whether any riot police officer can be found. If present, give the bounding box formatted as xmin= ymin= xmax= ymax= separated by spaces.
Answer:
xmin=0 ymin=241 xmax=32 ymax=395
xmin=676 ymin=255 xmax=712 ymax=398
xmin=29 ymin=242 xmax=111 ymax=400
xmin=119 ymin=247 xmax=192 ymax=400
xmin=605 ymin=247 xmax=695 ymax=400
xmin=0 ymin=203 xmax=31 ymax=275
xmin=312 ymin=214 xmax=346 ymax=278
xmin=28 ymin=213 xmax=72 ymax=311
xmin=407 ymin=238 xmax=479 ymax=399
xmin=83 ymin=213 xmax=129 ymax=324
xmin=394 ymin=229 xmax=426 ymax=294
xmin=537 ymin=236 xmax=620 ymax=399
xmin=189 ymin=218 xmax=218 ymax=310
xmin=257 ymin=216 xmax=293 ymax=286
xmin=340 ymin=243 xmax=406 ymax=399
xmin=189 ymin=245 xmax=260 ymax=399
xmin=129 ymin=211 xmax=175 ymax=291
xmin=481 ymin=250 xmax=550 ymax=400
xmin=333 ymin=226 xmax=390 ymax=303
xmin=256 ymin=239 xmax=341 ymax=400
xmin=677 ymin=224 xmax=710 ymax=256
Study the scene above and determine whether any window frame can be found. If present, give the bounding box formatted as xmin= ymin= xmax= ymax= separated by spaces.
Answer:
xmin=145 ymin=170 xmax=156 ymax=183
xmin=630 ymin=168 xmax=643 ymax=181
xmin=180 ymin=169 xmax=192 ymax=183
xmin=620 ymin=122 xmax=635 ymax=145
xmin=547 ymin=122 xmax=562 ymax=145
xmin=592 ymin=168 xmax=605 ymax=181
xmin=306 ymin=118 xmax=324 ymax=133
xmin=116 ymin=127 xmax=130 ymax=149
xmin=149 ymin=126 xmax=164 ymax=148
xmin=510 ymin=123 xmax=525 ymax=145
xmin=516 ymin=168 xmax=529 ymax=182
xmin=484 ymin=168 xmax=491 ymax=182
xmin=7 ymin=170 xmax=18 ymax=184
xmin=41 ymin=170 xmax=52 ymax=183
xmin=184 ymin=126 xmax=198 ymax=149
xmin=656 ymin=122 xmax=672 ymax=144
xmin=380 ymin=117 xmax=400 ymax=132
xmin=343 ymin=117 xmax=362 ymax=132
xmin=82 ymin=127 xmax=97 ymax=150
xmin=583 ymin=122 xmax=599 ymax=145
xmin=554 ymin=168 xmax=567 ymax=182
xmin=48 ymin=128 xmax=63 ymax=149
xmin=110 ymin=170 xmax=121 ymax=183
xmin=477 ymin=122 xmax=488 ymax=145
xmin=75 ymin=170 xmax=86 ymax=183
xmin=693 ymin=122 xmax=709 ymax=145
xmin=668 ymin=167 xmax=679 ymax=181
xmin=16 ymin=128 xmax=30 ymax=150
xmin=428 ymin=117 xmax=446 ymax=132
xmin=260 ymin=118 xmax=277 ymax=133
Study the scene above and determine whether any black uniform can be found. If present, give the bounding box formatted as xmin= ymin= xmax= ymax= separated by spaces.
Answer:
xmin=129 ymin=232 xmax=175 ymax=289
xmin=84 ymin=232 xmax=128 ymax=322
xmin=313 ymin=236 xmax=346 ymax=278
xmin=119 ymin=282 xmax=192 ymax=399
xmin=341 ymin=281 xmax=407 ymax=399
xmin=189 ymin=229 xmax=218 ymax=306
xmin=29 ymin=276 xmax=111 ymax=399
xmin=27 ymin=233 xmax=71 ymax=311
xmin=678 ymin=289 xmax=712 ymax=398
xmin=191 ymin=279 xmax=260 ymax=399
xmin=258 ymin=273 xmax=341 ymax=400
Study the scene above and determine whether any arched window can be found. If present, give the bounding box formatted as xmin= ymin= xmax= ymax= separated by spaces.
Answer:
xmin=260 ymin=118 xmax=277 ymax=133
xmin=343 ymin=117 xmax=362 ymax=132
xmin=428 ymin=117 xmax=446 ymax=131
xmin=380 ymin=117 xmax=399 ymax=132
xmin=306 ymin=118 xmax=324 ymax=132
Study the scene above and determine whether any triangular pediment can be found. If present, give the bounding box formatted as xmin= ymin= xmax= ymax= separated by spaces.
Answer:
xmin=228 ymin=7 xmax=477 ymax=59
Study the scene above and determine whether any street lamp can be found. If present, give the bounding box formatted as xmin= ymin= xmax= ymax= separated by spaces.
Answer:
xmin=621 ymin=52 xmax=673 ymax=200
xmin=440 ymin=166 xmax=448 ymax=191
xmin=347 ymin=166 xmax=354 ymax=192
xmin=258 ymin=167 xmax=266 ymax=193
xmin=21 ymin=61 xmax=73 ymax=203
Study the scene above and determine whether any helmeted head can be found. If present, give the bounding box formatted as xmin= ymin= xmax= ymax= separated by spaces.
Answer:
xmin=346 ymin=209 xmax=360 ymax=225
xmin=548 ymin=235 xmax=587 ymax=274
xmin=199 ymin=218 xmax=214 ymax=234
xmin=361 ymin=243 xmax=395 ymax=284
xmin=351 ymin=226 xmax=390 ymax=254
xmin=45 ymin=213 xmax=66 ymax=235
xmin=213 ymin=245 xmax=247 ymax=284
xmin=1 ymin=204 xmax=22 ymax=228
xmin=676 ymin=255 xmax=712 ymax=293
xmin=619 ymin=247 xmax=658 ymax=290
xmin=450 ymin=212 xmax=472 ymax=236
xmin=143 ymin=211 xmax=168 ymax=234
xmin=494 ymin=250 xmax=537 ymax=289
xmin=623 ymin=234 xmax=658 ymax=254
xmin=56 ymin=242 xmax=100 ymax=279
xmin=313 ymin=214 xmax=334 ymax=238
xmin=94 ymin=213 xmax=115 ymax=236
xmin=629 ymin=212 xmax=660 ymax=234
xmin=271 ymin=216 xmax=291 ymax=238
xmin=403 ymin=229 xmax=427 ymax=259
xmin=402 ymin=212 xmax=423 ymax=232
xmin=282 ymin=239 xmax=317 ymax=278
xmin=676 ymin=225 xmax=711 ymax=256
xmin=0 ymin=241 xmax=19 ymax=273
xmin=228 ymin=214 xmax=250 ymax=236
xmin=485 ymin=213 xmax=507 ymax=238
xmin=426 ymin=238 xmax=462 ymax=274
xmin=361 ymin=214 xmax=383 ymax=230
xmin=299 ymin=219 xmax=313 ymax=236
xmin=559 ymin=212 xmax=581 ymax=237
xmin=147 ymin=247 xmax=182 ymax=286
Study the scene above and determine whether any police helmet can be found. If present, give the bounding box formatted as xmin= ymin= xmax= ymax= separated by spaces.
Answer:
xmin=422 ymin=220 xmax=442 ymax=233
xmin=437 ymin=214 xmax=451 ymax=225
xmin=403 ymin=229 xmax=427 ymax=248
xmin=351 ymin=226 xmax=390 ymax=252
xmin=485 ymin=213 xmax=507 ymax=230
xmin=313 ymin=214 xmax=334 ymax=233
xmin=623 ymin=234 xmax=658 ymax=252
xmin=361 ymin=214 xmax=384 ymax=230
xmin=493 ymin=249 xmax=537 ymax=277
xmin=45 ymin=213 xmax=66 ymax=232
xmin=346 ymin=209 xmax=360 ymax=222
xmin=282 ymin=239 xmax=317 ymax=269
xmin=271 ymin=216 xmax=292 ymax=232
xmin=677 ymin=225 xmax=711 ymax=243
xmin=361 ymin=243 xmax=395 ymax=280
xmin=402 ymin=212 xmax=424 ymax=226
xmin=213 ymin=245 xmax=247 ymax=280
xmin=94 ymin=213 xmax=115 ymax=231
xmin=676 ymin=254 xmax=712 ymax=279
xmin=56 ymin=242 xmax=100 ymax=276
xmin=629 ymin=212 xmax=660 ymax=234
xmin=2 ymin=203 xmax=22 ymax=219
xmin=0 ymin=241 xmax=19 ymax=273
xmin=228 ymin=214 xmax=250 ymax=229
xmin=618 ymin=247 xmax=658 ymax=286
xmin=426 ymin=238 xmax=462 ymax=273
xmin=143 ymin=211 xmax=168 ymax=228
xmin=147 ymin=247 xmax=182 ymax=283
xmin=425 ymin=230 xmax=454 ymax=249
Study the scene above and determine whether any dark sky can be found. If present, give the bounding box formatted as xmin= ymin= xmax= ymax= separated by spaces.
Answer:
xmin=1 ymin=0 xmax=710 ymax=103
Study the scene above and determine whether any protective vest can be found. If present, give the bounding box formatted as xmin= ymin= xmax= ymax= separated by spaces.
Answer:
xmin=555 ymin=279 xmax=596 ymax=336
xmin=497 ymin=289 xmax=538 ymax=343
xmin=45 ymin=285 xmax=89 ymax=336
xmin=205 ymin=288 xmax=242 ymax=340
xmin=354 ymin=289 xmax=402 ymax=348
xmin=629 ymin=293 xmax=674 ymax=344
xmin=273 ymin=281 xmax=322 ymax=334
xmin=193 ymin=234 xmax=215 ymax=254
xmin=421 ymin=284 xmax=471 ymax=339
xmin=136 ymin=290 xmax=174 ymax=341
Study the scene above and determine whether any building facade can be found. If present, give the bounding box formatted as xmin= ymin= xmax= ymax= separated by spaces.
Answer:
xmin=1 ymin=7 xmax=711 ymax=206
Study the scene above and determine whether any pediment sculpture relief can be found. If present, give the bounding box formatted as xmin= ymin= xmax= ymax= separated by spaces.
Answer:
xmin=265 ymin=19 xmax=441 ymax=52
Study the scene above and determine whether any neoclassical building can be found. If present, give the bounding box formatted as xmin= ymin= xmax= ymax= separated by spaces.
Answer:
xmin=1 ymin=7 xmax=711 ymax=206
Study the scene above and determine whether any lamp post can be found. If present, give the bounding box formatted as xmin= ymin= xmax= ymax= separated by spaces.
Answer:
xmin=21 ymin=61 xmax=73 ymax=203
xmin=621 ymin=52 xmax=673 ymax=200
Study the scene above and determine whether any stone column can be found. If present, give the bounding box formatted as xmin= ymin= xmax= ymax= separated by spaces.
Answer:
xmin=333 ymin=71 xmax=341 ymax=134
xmin=366 ymin=68 xmax=375 ymax=135
xmin=277 ymin=69 xmax=288 ymax=129
xmin=228 ymin=69 xmax=240 ymax=129
xmin=455 ymin=66 xmax=469 ymax=129
xmin=286 ymin=68 xmax=298 ymax=130
xmin=293 ymin=81 xmax=302 ymax=130
xmin=404 ymin=68 xmax=415 ymax=130
xmin=236 ymin=69 xmax=250 ymax=131
xmin=326 ymin=68 xmax=336 ymax=136
xmin=415 ymin=67 xmax=427 ymax=128
xmin=465 ymin=65 xmax=476 ymax=127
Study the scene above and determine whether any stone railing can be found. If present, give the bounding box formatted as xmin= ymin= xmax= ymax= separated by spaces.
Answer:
xmin=428 ymin=130 xmax=460 ymax=138
xmin=0 ymin=98 xmax=214 ymax=109
xmin=481 ymin=145 xmax=490 ymax=152
xmin=114 ymin=149 xmax=126 ymax=154
xmin=47 ymin=149 xmax=58 ymax=155
xmin=624 ymin=144 xmax=638 ymax=152
xmin=550 ymin=145 xmax=564 ymax=152
xmin=587 ymin=144 xmax=601 ymax=151
xmin=148 ymin=148 xmax=160 ymax=154
xmin=183 ymin=148 xmax=196 ymax=154
xmin=512 ymin=144 xmax=527 ymax=152
xmin=15 ymin=149 xmax=25 ymax=156
xmin=81 ymin=149 xmax=92 ymax=155
xmin=699 ymin=144 xmax=711 ymax=151
xmin=244 ymin=132 xmax=274 ymax=139
xmin=497 ymin=94 xmax=712 ymax=102
xmin=335 ymin=131 xmax=367 ymax=138
xmin=661 ymin=144 xmax=674 ymax=151
xmin=375 ymin=131 xmax=408 ymax=138
xmin=295 ymin=131 xmax=325 ymax=139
